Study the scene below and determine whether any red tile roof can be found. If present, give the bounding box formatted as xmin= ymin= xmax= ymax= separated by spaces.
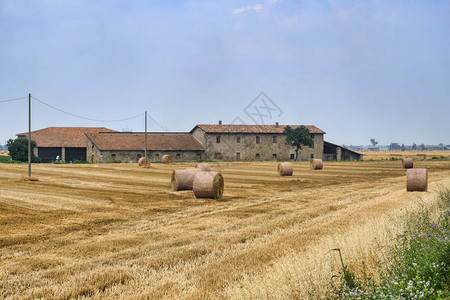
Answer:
xmin=16 ymin=127 xmax=117 ymax=147
xmin=191 ymin=124 xmax=326 ymax=134
xmin=86 ymin=133 xmax=205 ymax=151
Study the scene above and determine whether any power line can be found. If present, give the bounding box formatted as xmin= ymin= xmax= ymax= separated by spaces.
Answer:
xmin=31 ymin=96 xmax=144 ymax=122
xmin=147 ymin=113 xmax=168 ymax=131
xmin=0 ymin=96 xmax=28 ymax=103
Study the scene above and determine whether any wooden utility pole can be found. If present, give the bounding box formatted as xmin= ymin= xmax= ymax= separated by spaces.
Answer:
xmin=144 ymin=111 xmax=148 ymax=167
xmin=28 ymin=93 xmax=31 ymax=177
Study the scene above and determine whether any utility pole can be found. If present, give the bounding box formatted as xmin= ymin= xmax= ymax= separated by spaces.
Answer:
xmin=145 ymin=111 xmax=148 ymax=167
xmin=28 ymin=93 xmax=31 ymax=177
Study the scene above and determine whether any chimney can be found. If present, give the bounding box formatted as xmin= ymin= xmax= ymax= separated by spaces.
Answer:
xmin=218 ymin=120 xmax=222 ymax=125
xmin=275 ymin=122 xmax=279 ymax=126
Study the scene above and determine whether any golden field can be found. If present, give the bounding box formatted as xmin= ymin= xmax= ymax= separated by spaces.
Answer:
xmin=1 ymin=161 xmax=450 ymax=299
xmin=360 ymin=150 xmax=450 ymax=160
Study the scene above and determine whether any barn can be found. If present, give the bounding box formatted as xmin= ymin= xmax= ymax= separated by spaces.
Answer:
xmin=85 ymin=132 xmax=205 ymax=163
xmin=16 ymin=127 xmax=117 ymax=162
xmin=323 ymin=141 xmax=363 ymax=161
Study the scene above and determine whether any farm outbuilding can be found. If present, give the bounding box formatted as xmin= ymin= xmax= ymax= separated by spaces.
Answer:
xmin=16 ymin=127 xmax=117 ymax=162
xmin=323 ymin=141 xmax=363 ymax=161
xmin=86 ymin=132 xmax=205 ymax=163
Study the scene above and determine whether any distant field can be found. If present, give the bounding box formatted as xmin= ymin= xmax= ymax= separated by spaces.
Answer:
xmin=1 ymin=161 xmax=449 ymax=299
xmin=360 ymin=150 xmax=450 ymax=160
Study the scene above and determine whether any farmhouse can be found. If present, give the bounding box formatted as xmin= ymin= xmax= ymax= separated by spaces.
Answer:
xmin=86 ymin=132 xmax=205 ymax=163
xmin=16 ymin=127 xmax=117 ymax=162
xmin=190 ymin=122 xmax=325 ymax=161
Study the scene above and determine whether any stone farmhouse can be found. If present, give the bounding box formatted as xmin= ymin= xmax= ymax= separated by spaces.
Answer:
xmin=17 ymin=123 xmax=362 ymax=163
xmin=191 ymin=122 xmax=325 ymax=161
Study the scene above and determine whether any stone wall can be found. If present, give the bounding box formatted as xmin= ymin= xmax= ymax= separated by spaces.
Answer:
xmin=86 ymin=139 xmax=203 ymax=163
xmin=192 ymin=128 xmax=324 ymax=161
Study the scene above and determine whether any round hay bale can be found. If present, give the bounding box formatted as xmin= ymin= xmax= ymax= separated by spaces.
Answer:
xmin=171 ymin=168 xmax=202 ymax=191
xmin=402 ymin=158 xmax=413 ymax=169
xmin=162 ymin=155 xmax=173 ymax=164
xmin=277 ymin=162 xmax=293 ymax=176
xmin=193 ymin=171 xmax=224 ymax=199
xmin=138 ymin=157 xmax=151 ymax=167
xmin=406 ymin=168 xmax=427 ymax=192
xmin=310 ymin=159 xmax=323 ymax=170
xmin=196 ymin=163 xmax=210 ymax=171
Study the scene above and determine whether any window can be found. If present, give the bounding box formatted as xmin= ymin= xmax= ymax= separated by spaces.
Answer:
xmin=216 ymin=136 xmax=221 ymax=143
xmin=176 ymin=154 xmax=181 ymax=160
xmin=272 ymin=154 xmax=277 ymax=160
xmin=310 ymin=134 xmax=314 ymax=139
xmin=214 ymin=152 xmax=222 ymax=159
xmin=290 ymin=154 xmax=295 ymax=160
xmin=311 ymin=154 xmax=314 ymax=159
xmin=236 ymin=152 xmax=240 ymax=160
xmin=273 ymin=136 xmax=277 ymax=143
xmin=256 ymin=136 xmax=260 ymax=144
xmin=136 ymin=154 xmax=142 ymax=161
xmin=197 ymin=153 xmax=202 ymax=160
xmin=236 ymin=137 xmax=240 ymax=143
xmin=154 ymin=154 xmax=159 ymax=161
xmin=111 ymin=154 xmax=116 ymax=161
xmin=255 ymin=153 xmax=260 ymax=160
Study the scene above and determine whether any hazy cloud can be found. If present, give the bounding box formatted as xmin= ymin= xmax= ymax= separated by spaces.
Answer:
xmin=233 ymin=4 xmax=263 ymax=14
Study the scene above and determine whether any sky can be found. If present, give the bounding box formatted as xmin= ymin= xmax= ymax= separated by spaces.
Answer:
xmin=1 ymin=0 xmax=449 ymax=146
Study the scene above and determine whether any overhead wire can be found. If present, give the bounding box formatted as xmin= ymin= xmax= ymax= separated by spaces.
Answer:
xmin=31 ymin=96 xmax=144 ymax=122
xmin=0 ymin=96 xmax=28 ymax=103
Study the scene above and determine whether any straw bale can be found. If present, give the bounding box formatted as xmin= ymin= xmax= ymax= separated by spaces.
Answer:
xmin=406 ymin=168 xmax=427 ymax=192
xmin=171 ymin=168 xmax=202 ymax=191
xmin=277 ymin=162 xmax=293 ymax=176
xmin=193 ymin=171 xmax=224 ymax=199
xmin=162 ymin=155 xmax=174 ymax=164
xmin=196 ymin=163 xmax=210 ymax=171
xmin=402 ymin=158 xmax=413 ymax=169
xmin=310 ymin=159 xmax=323 ymax=170
xmin=138 ymin=157 xmax=151 ymax=167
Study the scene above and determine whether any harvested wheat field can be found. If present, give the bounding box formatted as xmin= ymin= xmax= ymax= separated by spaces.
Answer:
xmin=361 ymin=150 xmax=450 ymax=160
xmin=1 ymin=161 xmax=450 ymax=299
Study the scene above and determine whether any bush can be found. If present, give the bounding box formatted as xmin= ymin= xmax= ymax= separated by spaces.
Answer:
xmin=6 ymin=139 xmax=40 ymax=162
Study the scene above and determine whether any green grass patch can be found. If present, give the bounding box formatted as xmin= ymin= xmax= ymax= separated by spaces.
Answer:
xmin=331 ymin=186 xmax=450 ymax=299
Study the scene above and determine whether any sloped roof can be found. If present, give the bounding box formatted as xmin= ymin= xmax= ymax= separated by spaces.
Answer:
xmin=191 ymin=124 xmax=326 ymax=134
xmin=86 ymin=132 xmax=205 ymax=151
xmin=16 ymin=127 xmax=117 ymax=147
xmin=324 ymin=141 xmax=363 ymax=156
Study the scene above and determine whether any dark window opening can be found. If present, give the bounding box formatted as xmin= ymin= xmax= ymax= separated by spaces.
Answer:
xmin=236 ymin=152 xmax=240 ymax=160
xmin=176 ymin=154 xmax=181 ymax=160
xmin=273 ymin=136 xmax=277 ymax=143
xmin=197 ymin=153 xmax=202 ymax=160
xmin=111 ymin=154 xmax=116 ymax=161
xmin=256 ymin=136 xmax=260 ymax=144
xmin=290 ymin=154 xmax=295 ymax=160
xmin=216 ymin=136 xmax=221 ymax=143
xmin=154 ymin=154 xmax=159 ymax=161
xmin=255 ymin=153 xmax=260 ymax=160
xmin=311 ymin=154 xmax=314 ymax=159
xmin=236 ymin=137 xmax=240 ymax=143
xmin=273 ymin=154 xmax=277 ymax=160
xmin=214 ymin=152 xmax=222 ymax=159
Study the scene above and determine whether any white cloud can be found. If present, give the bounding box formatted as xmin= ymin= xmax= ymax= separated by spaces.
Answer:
xmin=233 ymin=4 xmax=263 ymax=14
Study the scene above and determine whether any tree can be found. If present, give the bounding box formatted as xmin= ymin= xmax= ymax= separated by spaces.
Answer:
xmin=283 ymin=125 xmax=314 ymax=161
xmin=388 ymin=143 xmax=401 ymax=151
xmin=420 ymin=143 xmax=425 ymax=151
xmin=7 ymin=139 xmax=40 ymax=162
xmin=401 ymin=144 xmax=406 ymax=151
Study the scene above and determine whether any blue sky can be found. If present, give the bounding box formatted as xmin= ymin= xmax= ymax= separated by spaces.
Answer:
xmin=1 ymin=0 xmax=449 ymax=146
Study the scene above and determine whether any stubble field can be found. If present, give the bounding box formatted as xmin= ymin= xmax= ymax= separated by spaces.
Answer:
xmin=1 ymin=160 xmax=450 ymax=299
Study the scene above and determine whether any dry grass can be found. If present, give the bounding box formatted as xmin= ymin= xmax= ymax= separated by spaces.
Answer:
xmin=0 ymin=161 xmax=450 ymax=299
xmin=361 ymin=150 xmax=450 ymax=160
